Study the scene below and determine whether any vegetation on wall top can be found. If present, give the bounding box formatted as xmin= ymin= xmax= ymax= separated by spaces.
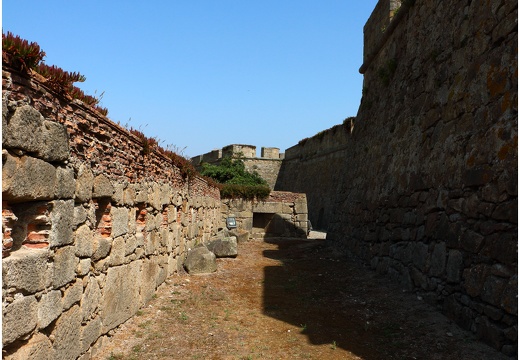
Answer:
xmin=200 ymin=154 xmax=270 ymax=200
xmin=2 ymin=31 xmax=199 ymax=180
xmin=2 ymin=31 xmax=108 ymax=116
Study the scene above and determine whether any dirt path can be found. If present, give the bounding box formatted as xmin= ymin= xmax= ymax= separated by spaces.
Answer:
xmin=93 ymin=236 xmax=507 ymax=360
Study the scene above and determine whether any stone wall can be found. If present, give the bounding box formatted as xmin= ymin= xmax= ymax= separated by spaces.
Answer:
xmin=276 ymin=0 xmax=517 ymax=355
xmin=2 ymin=68 xmax=221 ymax=359
xmin=192 ymin=144 xmax=284 ymax=189
xmin=221 ymin=191 xmax=308 ymax=240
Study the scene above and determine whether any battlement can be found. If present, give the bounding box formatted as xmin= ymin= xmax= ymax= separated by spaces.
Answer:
xmin=191 ymin=144 xmax=285 ymax=189
xmin=192 ymin=144 xmax=284 ymax=164
xmin=360 ymin=0 xmax=408 ymax=74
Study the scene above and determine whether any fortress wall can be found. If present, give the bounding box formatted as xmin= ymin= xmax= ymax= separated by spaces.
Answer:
xmin=243 ymin=158 xmax=283 ymax=190
xmin=276 ymin=0 xmax=517 ymax=354
xmin=2 ymin=68 xmax=221 ymax=359
xmin=192 ymin=144 xmax=283 ymax=190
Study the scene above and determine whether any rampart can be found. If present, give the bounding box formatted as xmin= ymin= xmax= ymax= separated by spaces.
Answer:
xmin=192 ymin=144 xmax=284 ymax=189
xmin=2 ymin=68 xmax=221 ymax=359
xmin=276 ymin=0 xmax=517 ymax=355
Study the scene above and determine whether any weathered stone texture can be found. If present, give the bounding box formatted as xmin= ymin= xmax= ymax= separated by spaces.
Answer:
xmin=184 ymin=246 xmax=217 ymax=274
xmin=3 ymin=248 xmax=50 ymax=293
xmin=276 ymin=0 xmax=517 ymax=354
xmin=207 ymin=236 xmax=238 ymax=258
xmin=2 ymin=105 xmax=69 ymax=162
xmin=2 ymin=153 xmax=57 ymax=202
xmin=2 ymin=65 xmax=221 ymax=359
xmin=3 ymin=295 xmax=38 ymax=345
xmin=100 ymin=262 xmax=141 ymax=332
xmin=3 ymin=333 xmax=55 ymax=360
xmin=38 ymin=290 xmax=62 ymax=329
xmin=51 ymin=305 xmax=82 ymax=360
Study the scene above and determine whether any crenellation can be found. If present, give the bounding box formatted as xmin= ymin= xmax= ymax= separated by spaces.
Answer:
xmin=192 ymin=144 xmax=284 ymax=189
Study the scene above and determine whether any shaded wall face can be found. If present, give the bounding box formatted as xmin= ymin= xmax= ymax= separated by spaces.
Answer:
xmin=276 ymin=0 xmax=517 ymax=354
xmin=1 ymin=69 xmax=221 ymax=359
xmin=221 ymin=192 xmax=309 ymax=240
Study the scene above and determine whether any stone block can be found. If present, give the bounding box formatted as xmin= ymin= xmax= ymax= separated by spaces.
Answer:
xmin=481 ymin=233 xmax=517 ymax=264
xmin=184 ymin=246 xmax=217 ymax=274
xmin=294 ymin=199 xmax=308 ymax=214
xmin=134 ymin=184 xmax=148 ymax=203
xmin=109 ymin=236 xmax=126 ymax=266
xmin=140 ymin=257 xmax=159 ymax=304
xmin=123 ymin=184 xmax=136 ymax=206
xmin=500 ymin=275 xmax=517 ymax=315
xmin=52 ymin=246 xmax=79 ymax=289
xmin=144 ymin=232 xmax=158 ymax=256
xmin=38 ymin=290 xmax=63 ymax=329
xmin=3 ymin=332 xmax=55 ymax=360
xmin=429 ymin=242 xmax=446 ymax=277
xmin=3 ymin=295 xmax=38 ymax=345
xmin=280 ymin=203 xmax=293 ymax=214
xmin=92 ymin=174 xmax=114 ymax=198
xmin=49 ymin=200 xmax=74 ymax=248
xmin=229 ymin=229 xmax=250 ymax=243
xmin=207 ymin=236 xmax=238 ymax=258
xmin=55 ymin=166 xmax=75 ymax=199
xmin=475 ymin=315 xmax=506 ymax=352
xmin=51 ymin=305 xmax=82 ymax=360
xmin=81 ymin=277 xmax=101 ymax=321
xmin=149 ymin=183 xmax=169 ymax=211
xmin=80 ymin=317 xmax=102 ymax=354
xmin=75 ymin=224 xmax=94 ymax=257
xmin=74 ymin=164 xmax=93 ymax=203
xmin=111 ymin=182 xmax=125 ymax=205
xmin=3 ymin=247 xmax=50 ymax=293
xmin=101 ymin=262 xmax=141 ymax=332
xmin=410 ymin=265 xmax=428 ymax=290
xmin=135 ymin=232 xmax=145 ymax=247
xmin=2 ymin=153 xmax=57 ymax=202
xmin=125 ymin=234 xmax=138 ymax=256
xmin=480 ymin=275 xmax=507 ymax=307
xmin=92 ymin=236 xmax=112 ymax=261
xmin=463 ymin=168 xmax=494 ymax=187
xmin=492 ymin=200 xmax=517 ymax=223
xmin=110 ymin=207 xmax=129 ymax=238
xmin=62 ymin=279 xmax=83 ymax=311
xmin=145 ymin=211 xmax=157 ymax=232
xmin=446 ymin=249 xmax=463 ymax=283
xmin=3 ymin=105 xmax=69 ymax=162
xmin=412 ymin=242 xmax=430 ymax=273
xmin=460 ymin=229 xmax=485 ymax=253
xmin=73 ymin=205 xmax=88 ymax=228
xmin=463 ymin=264 xmax=490 ymax=297
xmin=76 ymin=258 xmax=91 ymax=276
xmin=253 ymin=202 xmax=282 ymax=214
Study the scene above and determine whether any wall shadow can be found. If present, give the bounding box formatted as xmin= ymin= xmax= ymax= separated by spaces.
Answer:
xmin=260 ymin=235 xmax=479 ymax=360
xmin=252 ymin=213 xmax=308 ymax=239
xmin=262 ymin=237 xmax=378 ymax=358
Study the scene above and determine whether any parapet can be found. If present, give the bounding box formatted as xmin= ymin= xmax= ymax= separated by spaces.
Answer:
xmin=360 ymin=0 xmax=405 ymax=74
xmin=192 ymin=144 xmax=284 ymax=164
xmin=222 ymin=144 xmax=257 ymax=158
xmin=261 ymin=147 xmax=280 ymax=159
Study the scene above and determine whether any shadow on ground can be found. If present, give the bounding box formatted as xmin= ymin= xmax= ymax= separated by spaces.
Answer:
xmin=262 ymin=237 xmax=383 ymax=358
xmin=261 ymin=237 xmax=506 ymax=360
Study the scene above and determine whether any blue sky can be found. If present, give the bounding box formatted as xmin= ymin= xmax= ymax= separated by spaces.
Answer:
xmin=3 ymin=1 xmax=378 ymax=158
